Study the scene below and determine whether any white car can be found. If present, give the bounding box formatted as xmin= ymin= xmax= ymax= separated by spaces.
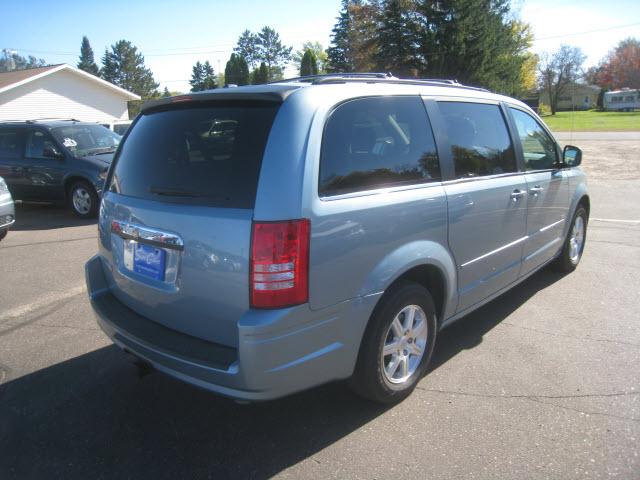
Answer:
xmin=0 ymin=176 xmax=15 ymax=241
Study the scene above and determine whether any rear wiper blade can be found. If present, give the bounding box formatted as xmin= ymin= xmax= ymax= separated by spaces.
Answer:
xmin=149 ymin=186 xmax=225 ymax=199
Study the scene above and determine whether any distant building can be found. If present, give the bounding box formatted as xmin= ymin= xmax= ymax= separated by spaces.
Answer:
xmin=539 ymin=83 xmax=600 ymax=111
xmin=603 ymin=88 xmax=640 ymax=111
xmin=0 ymin=64 xmax=140 ymax=122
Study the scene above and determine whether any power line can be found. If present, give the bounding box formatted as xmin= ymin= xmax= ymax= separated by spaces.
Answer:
xmin=534 ymin=22 xmax=640 ymax=41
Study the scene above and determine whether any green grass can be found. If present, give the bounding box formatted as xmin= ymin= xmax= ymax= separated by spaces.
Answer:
xmin=540 ymin=110 xmax=640 ymax=131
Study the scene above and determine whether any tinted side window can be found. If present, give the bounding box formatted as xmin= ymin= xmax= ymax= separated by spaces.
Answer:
xmin=0 ymin=129 xmax=23 ymax=159
xmin=509 ymin=108 xmax=558 ymax=170
xmin=319 ymin=96 xmax=440 ymax=196
xmin=25 ymin=130 xmax=58 ymax=159
xmin=439 ymin=102 xmax=516 ymax=179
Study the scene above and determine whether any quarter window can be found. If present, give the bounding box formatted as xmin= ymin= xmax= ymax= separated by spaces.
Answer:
xmin=438 ymin=102 xmax=516 ymax=178
xmin=319 ymin=96 xmax=440 ymax=197
xmin=509 ymin=108 xmax=558 ymax=170
xmin=0 ymin=130 xmax=22 ymax=159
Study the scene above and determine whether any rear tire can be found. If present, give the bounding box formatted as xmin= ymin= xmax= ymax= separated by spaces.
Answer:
xmin=349 ymin=281 xmax=437 ymax=404
xmin=68 ymin=180 xmax=98 ymax=218
xmin=553 ymin=205 xmax=588 ymax=273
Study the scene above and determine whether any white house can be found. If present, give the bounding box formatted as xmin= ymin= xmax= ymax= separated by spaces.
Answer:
xmin=0 ymin=64 xmax=140 ymax=122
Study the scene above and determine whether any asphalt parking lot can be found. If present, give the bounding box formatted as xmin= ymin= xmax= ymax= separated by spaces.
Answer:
xmin=1 ymin=136 xmax=639 ymax=479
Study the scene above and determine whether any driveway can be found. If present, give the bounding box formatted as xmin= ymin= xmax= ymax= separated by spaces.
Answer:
xmin=1 ymin=137 xmax=638 ymax=479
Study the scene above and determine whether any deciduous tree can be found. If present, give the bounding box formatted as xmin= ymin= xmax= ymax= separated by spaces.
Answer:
xmin=591 ymin=38 xmax=640 ymax=89
xmin=293 ymin=41 xmax=328 ymax=73
xmin=0 ymin=51 xmax=46 ymax=72
xmin=538 ymin=44 xmax=586 ymax=115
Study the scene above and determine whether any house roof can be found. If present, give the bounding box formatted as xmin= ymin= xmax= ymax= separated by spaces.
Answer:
xmin=0 ymin=64 xmax=141 ymax=100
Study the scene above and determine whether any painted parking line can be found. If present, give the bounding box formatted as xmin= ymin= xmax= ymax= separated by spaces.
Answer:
xmin=591 ymin=218 xmax=640 ymax=224
xmin=0 ymin=285 xmax=86 ymax=322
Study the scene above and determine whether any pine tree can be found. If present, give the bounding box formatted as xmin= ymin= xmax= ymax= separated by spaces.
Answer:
xmin=77 ymin=36 xmax=100 ymax=76
xmin=251 ymin=62 xmax=269 ymax=84
xmin=162 ymin=86 xmax=171 ymax=97
xmin=190 ymin=60 xmax=217 ymax=91
xmin=101 ymin=40 xmax=158 ymax=98
xmin=224 ymin=53 xmax=250 ymax=86
xmin=234 ymin=30 xmax=260 ymax=69
xmin=256 ymin=26 xmax=292 ymax=81
xmin=375 ymin=0 xmax=419 ymax=77
xmin=300 ymin=50 xmax=319 ymax=76
xmin=326 ymin=0 xmax=353 ymax=72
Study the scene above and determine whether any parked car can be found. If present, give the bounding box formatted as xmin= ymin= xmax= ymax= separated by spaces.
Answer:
xmin=85 ymin=75 xmax=589 ymax=403
xmin=0 ymin=176 xmax=15 ymax=241
xmin=100 ymin=120 xmax=132 ymax=136
xmin=0 ymin=119 xmax=121 ymax=217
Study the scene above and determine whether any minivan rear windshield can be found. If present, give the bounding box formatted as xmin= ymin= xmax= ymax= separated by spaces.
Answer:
xmin=108 ymin=102 xmax=279 ymax=208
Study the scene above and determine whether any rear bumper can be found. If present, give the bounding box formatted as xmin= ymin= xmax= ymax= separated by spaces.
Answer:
xmin=85 ymin=255 xmax=380 ymax=400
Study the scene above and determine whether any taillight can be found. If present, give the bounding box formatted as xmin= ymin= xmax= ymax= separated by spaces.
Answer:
xmin=250 ymin=219 xmax=310 ymax=308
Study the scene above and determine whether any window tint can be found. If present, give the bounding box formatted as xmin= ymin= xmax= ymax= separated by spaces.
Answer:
xmin=509 ymin=108 xmax=557 ymax=170
xmin=0 ymin=130 xmax=22 ymax=159
xmin=319 ymin=96 xmax=440 ymax=196
xmin=439 ymin=102 xmax=516 ymax=179
xmin=108 ymin=102 xmax=279 ymax=208
xmin=25 ymin=131 xmax=58 ymax=159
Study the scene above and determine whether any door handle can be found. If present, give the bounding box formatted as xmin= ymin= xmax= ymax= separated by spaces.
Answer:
xmin=529 ymin=185 xmax=544 ymax=196
xmin=510 ymin=189 xmax=525 ymax=201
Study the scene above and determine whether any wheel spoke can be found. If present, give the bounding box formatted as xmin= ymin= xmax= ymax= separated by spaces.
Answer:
xmin=404 ymin=306 xmax=416 ymax=332
xmin=413 ymin=319 xmax=427 ymax=340
xmin=386 ymin=355 xmax=401 ymax=377
xmin=408 ymin=342 xmax=423 ymax=356
xmin=400 ymin=356 xmax=409 ymax=378
xmin=391 ymin=317 xmax=404 ymax=338
xmin=383 ymin=341 xmax=399 ymax=356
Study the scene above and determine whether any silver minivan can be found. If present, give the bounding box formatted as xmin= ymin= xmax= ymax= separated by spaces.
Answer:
xmin=86 ymin=75 xmax=589 ymax=403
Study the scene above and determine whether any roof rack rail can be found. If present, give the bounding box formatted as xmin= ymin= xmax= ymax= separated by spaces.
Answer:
xmin=273 ymin=73 xmax=488 ymax=92
xmin=274 ymin=72 xmax=396 ymax=84
xmin=26 ymin=117 xmax=81 ymax=123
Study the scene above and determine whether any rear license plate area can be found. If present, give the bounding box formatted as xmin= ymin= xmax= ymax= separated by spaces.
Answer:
xmin=124 ymin=241 xmax=166 ymax=281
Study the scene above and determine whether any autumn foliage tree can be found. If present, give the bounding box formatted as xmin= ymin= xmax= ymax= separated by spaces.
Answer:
xmin=588 ymin=38 xmax=640 ymax=89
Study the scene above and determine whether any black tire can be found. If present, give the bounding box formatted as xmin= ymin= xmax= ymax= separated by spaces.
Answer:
xmin=0 ymin=229 xmax=7 ymax=241
xmin=553 ymin=205 xmax=588 ymax=273
xmin=349 ymin=281 xmax=437 ymax=404
xmin=68 ymin=180 xmax=99 ymax=218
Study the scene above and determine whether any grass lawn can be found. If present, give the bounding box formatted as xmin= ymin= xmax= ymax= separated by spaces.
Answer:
xmin=540 ymin=110 xmax=640 ymax=131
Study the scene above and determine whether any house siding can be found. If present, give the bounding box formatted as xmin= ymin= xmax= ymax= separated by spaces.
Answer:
xmin=0 ymin=69 xmax=130 ymax=122
xmin=539 ymin=84 xmax=600 ymax=111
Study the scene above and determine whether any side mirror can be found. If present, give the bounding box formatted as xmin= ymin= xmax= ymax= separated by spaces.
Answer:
xmin=43 ymin=145 xmax=64 ymax=160
xmin=563 ymin=145 xmax=582 ymax=167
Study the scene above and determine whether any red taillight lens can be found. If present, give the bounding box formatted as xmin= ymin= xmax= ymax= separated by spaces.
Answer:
xmin=250 ymin=219 xmax=310 ymax=308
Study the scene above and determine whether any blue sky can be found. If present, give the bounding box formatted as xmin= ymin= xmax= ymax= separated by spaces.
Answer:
xmin=2 ymin=0 xmax=639 ymax=93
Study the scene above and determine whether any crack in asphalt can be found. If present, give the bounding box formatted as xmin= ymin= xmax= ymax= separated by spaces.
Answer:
xmin=499 ymin=322 xmax=640 ymax=348
xmin=415 ymin=387 xmax=640 ymax=422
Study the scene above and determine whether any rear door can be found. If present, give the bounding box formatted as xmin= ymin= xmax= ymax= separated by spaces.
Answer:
xmin=101 ymin=100 xmax=280 ymax=347
xmin=437 ymin=101 xmax=528 ymax=312
xmin=0 ymin=127 xmax=28 ymax=199
xmin=508 ymin=107 xmax=570 ymax=275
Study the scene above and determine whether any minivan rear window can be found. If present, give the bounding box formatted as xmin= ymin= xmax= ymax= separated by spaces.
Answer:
xmin=108 ymin=102 xmax=279 ymax=208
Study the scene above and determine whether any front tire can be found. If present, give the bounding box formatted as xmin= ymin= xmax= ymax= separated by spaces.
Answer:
xmin=553 ymin=205 xmax=588 ymax=273
xmin=350 ymin=282 xmax=437 ymax=404
xmin=68 ymin=180 xmax=98 ymax=218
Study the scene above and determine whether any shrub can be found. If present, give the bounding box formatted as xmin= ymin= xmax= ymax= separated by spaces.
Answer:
xmin=538 ymin=102 xmax=551 ymax=116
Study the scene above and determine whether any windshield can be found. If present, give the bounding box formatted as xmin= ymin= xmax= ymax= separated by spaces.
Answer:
xmin=51 ymin=124 xmax=121 ymax=156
